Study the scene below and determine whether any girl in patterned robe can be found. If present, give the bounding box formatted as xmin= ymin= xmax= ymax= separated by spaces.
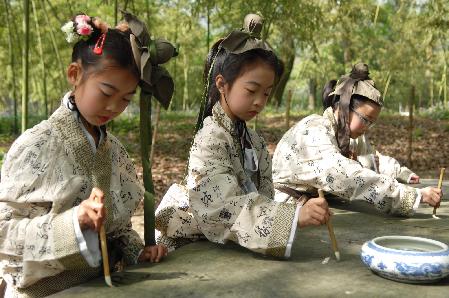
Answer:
xmin=323 ymin=79 xmax=421 ymax=184
xmin=0 ymin=14 xmax=166 ymax=297
xmin=272 ymin=63 xmax=441 ymax=217
xmin=155 ymin=14 xmax=330 ymax=258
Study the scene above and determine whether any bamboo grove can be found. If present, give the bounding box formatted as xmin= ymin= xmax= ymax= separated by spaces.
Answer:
xmin=1 ymin=0 xmax=449 ymax=134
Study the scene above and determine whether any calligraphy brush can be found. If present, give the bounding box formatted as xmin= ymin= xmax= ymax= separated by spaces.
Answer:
xmin=318 ymin=189 xmax=340 ymax=261
xmin=432 ymin=167 xmax=445 ymax=219
xmin=95 ymin=196 xmax=113 ymax=287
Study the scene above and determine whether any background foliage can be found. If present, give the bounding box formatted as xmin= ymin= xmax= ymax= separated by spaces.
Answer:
xmin=1 ymin=0 xmax=449 ymax=129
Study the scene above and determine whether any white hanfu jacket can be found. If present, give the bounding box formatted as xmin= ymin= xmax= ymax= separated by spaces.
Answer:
xmin=156 ymin=103 xmax=300 ymax=258
xmin=0 ymin=94 xmax=144 ymax=297
xmin=272 ymin=107 xmax=420 ymax=217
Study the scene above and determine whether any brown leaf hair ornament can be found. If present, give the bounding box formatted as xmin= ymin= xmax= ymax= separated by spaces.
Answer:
xmin=195 ymin=13 xmax=275 ymax=132
xmin=122 ymin=11 xmax=178 ymax=109
xmin=219 ymin=13 xmax=273 ymax=54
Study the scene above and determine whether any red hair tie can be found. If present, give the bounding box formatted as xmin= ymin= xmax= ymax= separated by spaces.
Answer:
xmin=93 ymin=33 xmax=106 ymax=55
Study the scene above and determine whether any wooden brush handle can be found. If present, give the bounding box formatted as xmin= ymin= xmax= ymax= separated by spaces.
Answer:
xmin=99 ymin=225 xmax=110 ymax=276
xmin=95 ymin=197 xmax=111 ymax=279
xmin=318 ymin=189 xmax=339 ymax=253
xmin=433 ymin=168 xmax=445 ymax=214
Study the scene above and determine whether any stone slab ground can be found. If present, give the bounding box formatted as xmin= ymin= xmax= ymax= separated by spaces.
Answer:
xmin=53 ymin=179 xmax=449 ymax=298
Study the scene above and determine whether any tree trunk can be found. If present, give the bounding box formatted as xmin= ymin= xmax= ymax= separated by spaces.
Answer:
xmin=114 ymin=0 xmax=118 ymax=25
xmin=383 ymin=73 xmax=391 ymax=102
xmin=430 ymin=77 xmax=434 ymax=107
xmin=182 ymin=54 xmax=189 ymax=111
xmin=285 ymin=89 xmax=293 ymax=129
xmin=32 ymin=0 xmax=48 ymax=117
xmin=308 ymin=78 xmax=317 ymax=110
xmin=22 ymin=0 xmax=30 ymax=133
xmin=444 ymin=68 xmax=447 ymax=107
xmin=342 ymin=31 xmax=352 ymax=68
xmin=408 ymin=86 xmax=414 ymax=167
xmin=273 ymin=38 xmax=295 ymax=107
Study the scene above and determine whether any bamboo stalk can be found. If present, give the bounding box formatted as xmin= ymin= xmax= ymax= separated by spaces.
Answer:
xmin=21 ymin=0 xmax=30 ymax=133
xmin=95 ymin=196 xmax=113 ymax=287
xmin=318 ymin=189 xmax=340 ymax=261
xmin=31 ymin=0 xmax=48 ymax=118
xmin=140 ymin=90 xmax=156 ymax=246
xmin=150 ymin=103 xmax=161 ymax=165
xmin=383 ymin=72 xmax=391 ymax=103
xmin=373 ymin=4 xmax=380 ymax=25
xmin=432 ymin=168 xmax=445 ymax=218
xmin=3 ymin=0 xmax=19 ymax=134
xmin=41 ymin=0 xmax=66 ymax=94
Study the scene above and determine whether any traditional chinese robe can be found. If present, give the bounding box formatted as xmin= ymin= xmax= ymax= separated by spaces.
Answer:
xmin=0 ymin=95 xmax=144 ymax=297
xmin=155 ymin=103 xmax=299 ymax=258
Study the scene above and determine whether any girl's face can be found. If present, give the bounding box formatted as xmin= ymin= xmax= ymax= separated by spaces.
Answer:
xmin=348 ymin=101 xmax=381 ymax=139
xmin=68 ymin=61 xmax=139 ymax=126
xmin=217 ymin=59 xmax=275 ymax=122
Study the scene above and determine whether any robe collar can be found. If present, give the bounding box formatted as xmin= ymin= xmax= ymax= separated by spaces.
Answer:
xmin=212 ymin=101 xmax=238 ymax=137
xmin=323 ymin=106 xmax=338 ymax=137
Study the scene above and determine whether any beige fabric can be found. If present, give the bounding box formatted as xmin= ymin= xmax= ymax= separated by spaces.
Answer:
xmin=272 ymin=107 xmax=418 ymax=216
xmin=351 ymin=135 xmax=415 ymax=183
xmin=156 ymin=103 xmax=297 ymax=257
xmin=0 ymin=103 xmax=144 ymax=297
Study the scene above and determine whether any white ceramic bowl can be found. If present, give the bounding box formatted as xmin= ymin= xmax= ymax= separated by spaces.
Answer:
xmin=361 ymin=236 xmax=449 ymax=283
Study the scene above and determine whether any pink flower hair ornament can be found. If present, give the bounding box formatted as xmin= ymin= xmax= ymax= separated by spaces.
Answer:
xmin=61 ymin=14 xmax=107 ymax=43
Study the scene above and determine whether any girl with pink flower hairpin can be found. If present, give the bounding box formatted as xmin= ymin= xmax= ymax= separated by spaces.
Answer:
xmin=0 ymin=13 xmax=168 ymax=297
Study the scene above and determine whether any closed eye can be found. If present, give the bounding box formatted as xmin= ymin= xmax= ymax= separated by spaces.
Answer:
xmin=246 ymin=88 xmax=256 ymax=94
xmin=101 ymin=90 xmax=112 ymax=97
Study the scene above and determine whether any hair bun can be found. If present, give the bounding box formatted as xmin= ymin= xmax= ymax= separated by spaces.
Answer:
xmin=243 ymin=13 xmax=264 ymax=35
xmin=350 ymin=62 xmax=370 ymax=80
xmin=92 ymin=17 xmax=109 ymax=34
xmin=115 ymin=21 xmax=129 ymax=32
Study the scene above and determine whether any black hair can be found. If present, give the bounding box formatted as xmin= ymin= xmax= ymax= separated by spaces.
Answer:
xmin=71 ymin=17 xmax=138 ymax=78
xmin=67 ymin=14 xmax=139 ymax=112
xmin=322 ymin=79 xmax=337 ymax=110
xmin=200 ymin=39 xmax=284 ymax=124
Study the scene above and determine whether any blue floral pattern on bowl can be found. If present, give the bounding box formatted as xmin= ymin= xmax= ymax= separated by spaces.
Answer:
xmin=360 ymin=236 xmax=449 ymax=283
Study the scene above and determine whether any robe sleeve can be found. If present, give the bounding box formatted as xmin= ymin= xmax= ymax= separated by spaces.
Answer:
xmin=107 ymin=142 xmax=144 ymax=265
xmin=254 ymin=134 xmax=275 ymax=199
xmin=186 ymin=126 xmax=297 ymax=258
xmin=376 ymin=151 xmax=415 ymax=183
xmin=109 ymin=222 xmax=144 ymax=265
xmin=0 ymin=129 xmax=90 ymax=288
xmin=352 ymin=135 xmax=415 ymax=183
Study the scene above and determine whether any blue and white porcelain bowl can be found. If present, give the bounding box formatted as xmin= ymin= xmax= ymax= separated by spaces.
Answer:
xmin=361 ymin=236 xmax=449 ymax=283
